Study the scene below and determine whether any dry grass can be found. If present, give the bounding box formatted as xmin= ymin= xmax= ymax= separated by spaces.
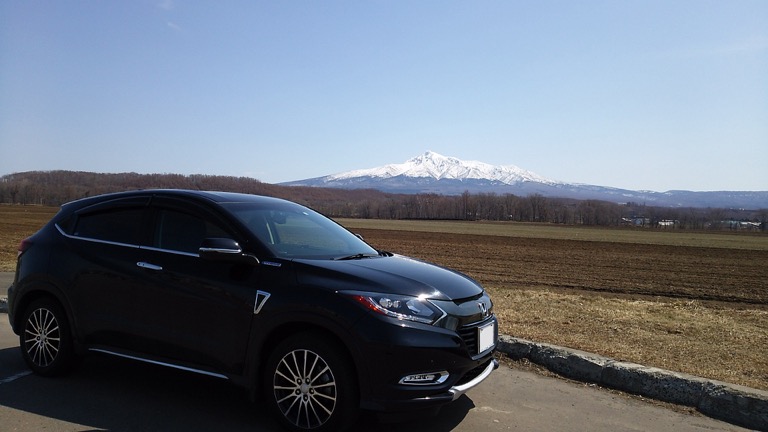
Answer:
xmin=491 ymin=287 xmax=768 ymax=389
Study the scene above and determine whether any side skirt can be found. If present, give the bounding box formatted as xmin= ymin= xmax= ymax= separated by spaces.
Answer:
xmin=89 ymin=348 xmax=229 ymax=380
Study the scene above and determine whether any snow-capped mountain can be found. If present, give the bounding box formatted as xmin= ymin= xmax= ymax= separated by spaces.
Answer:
xmin=325 ymin=151 xmax=558 ymax=185
xmin=282 ymin=151 xmax=768 ymax=209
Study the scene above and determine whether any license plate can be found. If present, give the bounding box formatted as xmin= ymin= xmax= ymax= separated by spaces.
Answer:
xmin=478 ymin=321 xmax=495 ymax=354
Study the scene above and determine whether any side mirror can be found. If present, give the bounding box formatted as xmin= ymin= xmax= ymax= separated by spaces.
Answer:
xmin=199 ymin=238 xmax=259 ymax=265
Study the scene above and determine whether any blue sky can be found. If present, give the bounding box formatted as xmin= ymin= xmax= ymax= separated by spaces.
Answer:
xmin=1 ymin=1 xmax=766 ymax=192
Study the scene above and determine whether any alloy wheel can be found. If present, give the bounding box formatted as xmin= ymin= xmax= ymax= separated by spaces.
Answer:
xmin=272 ymin=348 xmax=337 ymax=429
xmin=24 ymin=307 xmax=61 ymax=368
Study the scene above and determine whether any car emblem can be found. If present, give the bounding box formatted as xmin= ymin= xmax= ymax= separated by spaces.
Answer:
xmin=478 ymin=302 xmax=488 ymax=317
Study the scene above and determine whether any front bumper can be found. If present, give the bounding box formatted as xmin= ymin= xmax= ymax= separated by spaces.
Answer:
xmin=449 ymin=357 xmax=499 ymax=401
xmin=360 ymin=356 xmax=499 ymax=412
xmin=354 ymin=312 xmax=499 ymax=412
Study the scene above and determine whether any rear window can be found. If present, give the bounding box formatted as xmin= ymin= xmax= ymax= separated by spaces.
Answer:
xmin=73 ymin=208 xmax=146 ymax=245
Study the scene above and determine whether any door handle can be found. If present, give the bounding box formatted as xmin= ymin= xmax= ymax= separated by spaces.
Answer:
xmin=137 ymin=262 xmax=163 ymax=271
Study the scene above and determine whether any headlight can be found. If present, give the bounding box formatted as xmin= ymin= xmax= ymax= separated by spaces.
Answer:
xmin=343 ymin=291 xmax=445 ymax=325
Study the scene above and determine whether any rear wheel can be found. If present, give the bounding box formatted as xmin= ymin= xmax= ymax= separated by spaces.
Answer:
xmin=264 ymin=333 xmax=358 ymax=432
xmin=20 ymin=298 xmax=76 ymax=376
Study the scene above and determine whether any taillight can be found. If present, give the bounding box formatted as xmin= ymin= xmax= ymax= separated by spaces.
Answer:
xmin=17 ymin=238 xmax=33 ymax=258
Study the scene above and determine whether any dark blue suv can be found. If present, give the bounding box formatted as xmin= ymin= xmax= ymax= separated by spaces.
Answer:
xmin=8 ymin=190 xmax=498 ymax=431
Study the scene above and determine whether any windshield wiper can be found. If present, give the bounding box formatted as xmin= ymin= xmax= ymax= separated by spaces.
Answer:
xmin=334 ymin=253 xmax=378 ymax=261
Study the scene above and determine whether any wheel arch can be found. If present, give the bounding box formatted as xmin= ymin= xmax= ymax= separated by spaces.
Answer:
xmin=250 ymin=319 xmax=364 ymax=399
xmin=258 ymin=322 xmax=362 ymax=431
xmin=11 ymin=282 xmax=78 ymax=346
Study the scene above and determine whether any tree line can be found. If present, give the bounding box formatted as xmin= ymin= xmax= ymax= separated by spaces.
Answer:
xmin=1 ymin=170 xmax=766 ymax=231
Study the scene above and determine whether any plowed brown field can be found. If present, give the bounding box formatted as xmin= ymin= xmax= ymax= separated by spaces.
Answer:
xmin=355 ymin=229 xmax=768 ymax=305
xmin=349 ymin=225 xmax=768 ymax=391
xmin=2 ymin=207 xmax=767 ymax=390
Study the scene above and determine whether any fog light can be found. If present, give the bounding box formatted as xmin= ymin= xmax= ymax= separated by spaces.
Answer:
xmin=399 ymin=371 xmax=449 ymax=385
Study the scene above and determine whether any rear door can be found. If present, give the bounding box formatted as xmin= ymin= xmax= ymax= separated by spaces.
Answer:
xmin=63 ymin=196 xmax=153 ymax=345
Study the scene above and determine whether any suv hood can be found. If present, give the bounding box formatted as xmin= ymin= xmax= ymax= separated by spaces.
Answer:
xmin=292 ymin=254 xmax=484 ymax=301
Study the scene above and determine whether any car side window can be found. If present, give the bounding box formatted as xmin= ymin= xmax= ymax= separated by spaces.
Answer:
xmin=154 ymin=209 xmax=230 ymax=254
xmin=73 ymin=208 xmax=146 ymax=245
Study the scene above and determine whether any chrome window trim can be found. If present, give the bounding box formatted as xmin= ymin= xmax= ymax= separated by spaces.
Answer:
xmin=56 ymin=223 xmax=200 ymax=257
xmin=140 ymin=245 xmax=199 ymax=257
xmin=56 ymin=223 xmax=141 ymax=250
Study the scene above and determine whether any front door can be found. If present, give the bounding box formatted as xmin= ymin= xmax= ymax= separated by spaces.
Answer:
xmin=128 ymin=203 xmax=259 ymax=375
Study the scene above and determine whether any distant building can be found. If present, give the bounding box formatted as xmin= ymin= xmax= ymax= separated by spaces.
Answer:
xmin=722 ymin=220 xmax=761 ymax=231
xmin=623 ymin=216 xmax=650 ymax=227
xmin=657 ymin=219 xmax=679 ymax=228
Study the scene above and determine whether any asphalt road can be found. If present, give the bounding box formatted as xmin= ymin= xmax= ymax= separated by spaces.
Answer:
xmin=0 ymin=273 xmax=747 ymax=431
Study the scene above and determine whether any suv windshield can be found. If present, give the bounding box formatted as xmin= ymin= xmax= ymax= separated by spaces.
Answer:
xmin=223 ymin=202 xmax=378 ymax=260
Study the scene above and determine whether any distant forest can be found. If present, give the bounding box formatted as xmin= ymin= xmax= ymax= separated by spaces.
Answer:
xmin=1 ymin=171 xmax=766 ymax=231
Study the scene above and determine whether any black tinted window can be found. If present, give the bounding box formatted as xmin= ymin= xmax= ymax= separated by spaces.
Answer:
xmin=154 ymin=209 xmax=230 ymax=254
xmin=73 ymin=208 xmax=146 ymax=245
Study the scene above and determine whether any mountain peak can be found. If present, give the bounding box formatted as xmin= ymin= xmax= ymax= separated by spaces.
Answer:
xmin=280 ymin=151 xmax=768 ymax=208
xmin=326 ymin=151 xmax=557 ymax=185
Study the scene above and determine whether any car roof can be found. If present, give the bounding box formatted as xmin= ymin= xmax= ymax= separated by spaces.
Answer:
xmin=62 ymin=189 xmax=287 ymax=209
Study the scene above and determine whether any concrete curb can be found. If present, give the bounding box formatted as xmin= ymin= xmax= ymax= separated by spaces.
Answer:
xmin=1 ymin=297 xmax=765 ymax=430
xmin=498 ymin=334 xmax=768 ymax=431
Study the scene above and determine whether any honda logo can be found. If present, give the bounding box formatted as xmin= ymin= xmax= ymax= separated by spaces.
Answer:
xmin=478 ymin=302 xmax=488 ymax=317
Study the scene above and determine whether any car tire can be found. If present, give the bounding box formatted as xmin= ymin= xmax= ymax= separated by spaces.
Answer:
xmin=264 ymin=332 xmax=358 ymax=432
xmin=20 ymin=298 xmax=76 ymax=377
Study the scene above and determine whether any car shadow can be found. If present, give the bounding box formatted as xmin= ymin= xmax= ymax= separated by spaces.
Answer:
xmin=0 ymin=347 xmax=473 ymax=431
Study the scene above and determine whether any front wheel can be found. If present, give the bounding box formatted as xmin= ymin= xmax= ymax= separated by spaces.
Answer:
xmin=20 ymin=298 xmax=76 ymax=376
xmin=264 ymin=333 xmax=358 ymax=432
